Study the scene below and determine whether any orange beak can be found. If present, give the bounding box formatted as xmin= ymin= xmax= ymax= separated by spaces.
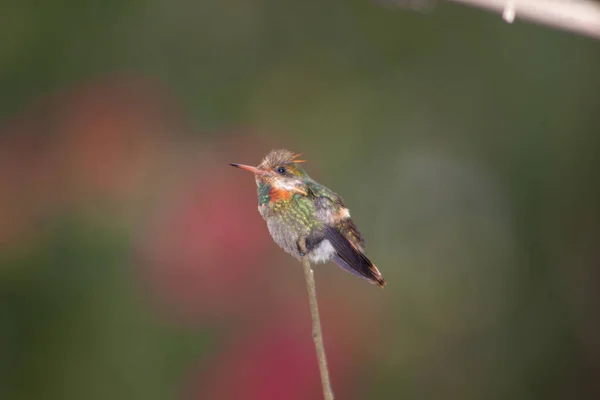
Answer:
xmin=229 ymin=163 xmax=270 ymax=176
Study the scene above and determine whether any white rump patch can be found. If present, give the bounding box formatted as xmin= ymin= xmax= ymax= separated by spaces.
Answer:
xmin=339 ymin=208 xmax=350 ymax=219
xmin=308 ymin=239 xmax=336 ymax=264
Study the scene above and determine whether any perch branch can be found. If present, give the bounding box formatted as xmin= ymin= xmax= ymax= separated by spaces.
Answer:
xmin=299 ymin=238 xmax=334 ymax=400
xmin=445 ymin=0 xmax=600 ymax=40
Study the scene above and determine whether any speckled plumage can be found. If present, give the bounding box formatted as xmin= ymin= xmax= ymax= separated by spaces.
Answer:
xmin=231 ymin=149 xmax=386 ymax=287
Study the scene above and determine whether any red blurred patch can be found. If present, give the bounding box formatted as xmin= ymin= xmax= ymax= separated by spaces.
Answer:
xmin=0 ymin=74 xmax=180 ymax=246
xmin=52 ymin=74 xmax=181 ymax=201
xmin=136 ymin=138 xmax=278 ymax=322
xmin=184 ymin=298 xmax=370 ymax=400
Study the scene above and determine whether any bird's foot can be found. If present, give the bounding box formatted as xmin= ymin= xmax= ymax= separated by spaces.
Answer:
xmin=297 ymin=238 xmax=308 ymax=257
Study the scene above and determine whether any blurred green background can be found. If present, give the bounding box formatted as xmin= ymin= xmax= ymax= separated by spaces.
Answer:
xmin=2 ymin=0 xmax=600 ymax=399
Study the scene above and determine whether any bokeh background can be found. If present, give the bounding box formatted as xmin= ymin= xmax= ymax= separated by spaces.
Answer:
xmin=2 ymin=0 xmax=600 ymax=399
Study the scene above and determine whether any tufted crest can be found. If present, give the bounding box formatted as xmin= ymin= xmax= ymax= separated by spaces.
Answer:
xmin=258 ymin=149 xmax=306 ymax=169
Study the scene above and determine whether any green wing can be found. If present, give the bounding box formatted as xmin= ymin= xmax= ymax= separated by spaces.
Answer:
xmin=305 ymin=180 xmax=366 ymax=249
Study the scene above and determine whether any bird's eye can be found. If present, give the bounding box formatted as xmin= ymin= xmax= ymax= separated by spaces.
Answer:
xmin=276 ymin=166 xmax=286 ymax=175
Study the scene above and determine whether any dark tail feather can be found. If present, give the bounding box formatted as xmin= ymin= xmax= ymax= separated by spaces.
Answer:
xmin=325 ymin=227 xmax=387 ymax=288
xmin=332 ymin=255 xmax=387 ymax=288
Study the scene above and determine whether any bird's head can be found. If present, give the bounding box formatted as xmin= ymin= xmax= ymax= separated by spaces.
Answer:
xmin=230 ymin=149 xmax=309 ymax=196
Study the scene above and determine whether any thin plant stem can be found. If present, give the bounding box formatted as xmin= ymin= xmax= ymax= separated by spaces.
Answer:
xmin=299 ymin=239 xmax=334 ymax=400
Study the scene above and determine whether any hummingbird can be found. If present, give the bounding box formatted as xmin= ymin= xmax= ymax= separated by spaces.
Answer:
xmin=230 ymin=149 xmax=386 ymax=287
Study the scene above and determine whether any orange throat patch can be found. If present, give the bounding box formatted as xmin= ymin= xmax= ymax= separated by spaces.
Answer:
xmin=268 ymin=186 xmax=293 ymax=202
